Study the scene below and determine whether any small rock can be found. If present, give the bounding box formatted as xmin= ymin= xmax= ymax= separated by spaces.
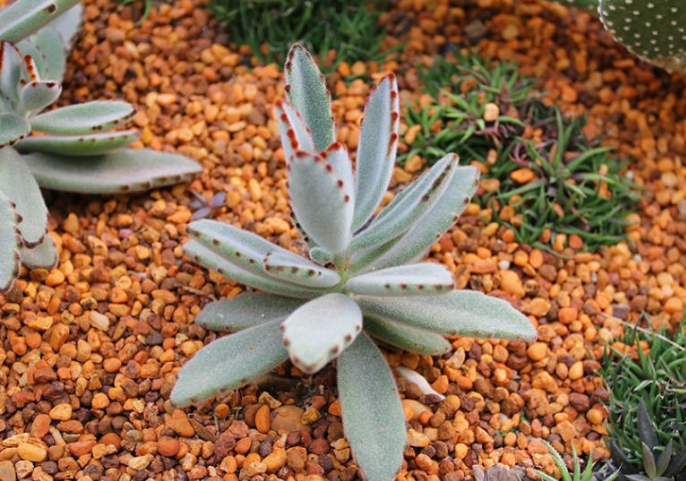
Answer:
xmin=158 ymin=437 xmax=180 ymax=457
xmin=49 ymin=404 xmax=72 ymax=421
xmin=407 ymin=428 xmax=430 ymax=447
xmin=171 ymin=410 xmax=195 ymax=437
xmin=271 ymin=406 xmax=305 ymax=432
xmin=0 ymin=461 xmax=16 ymax=481
xmin=128 ymin=455 xmax=153 ymax=470
xmin=17 ymin=443 xmax=47 ymax=462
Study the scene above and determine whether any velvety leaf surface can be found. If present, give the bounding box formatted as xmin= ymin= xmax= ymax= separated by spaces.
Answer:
xmin=170 ymin=319 xmax=288 ymax=407
xmin=352 ymin=154 xmax=457 ymax=252
xmin=183 ymin=240 xmax=323 ymax=299
xmin=284 ymin=44 xmax=334 ymax=151
xmin=337 ymin=333 xmax=406 ymax=481
xmin=19 ymin=80 xmax=61 ymax=113
xmin=288 ymin=151 xmax=353 ymax=253
xmin=322 ymin=143 xmax=354 ymax=200
xmin=30 ymin=101 xmax=135 ymax=135
xmin=364 ymin=316 xmax=451 ymax=355
xmin=0 ymin=42 xmax=22 ymax=103
xmin=264 ymin=251 xmax=341 ymax=288
xmin=364 ymin=163 xmax=480 ymax=271
xmin=187 ymin=219 xmax=297 ymax=278
xmin=48 ymin=4 xmax=83 ymax=50
xmin=274 ymin=99 xmax=314 ymax=162
xmin=22 ymin=149 xmax=202 ymax=193
xmin=16 ymin=130 xmax=138 ymax=156
xmin=31 ymin=28 xmax=67 ymax=80
xmin=195 ymin=293 xmax=305 ymax=332
xmin=20 ymin=233 xmax=57 ymax=269
xmin=346 ymin=263 xmax=453 ymax=297
xmin=356 ymin=290 xmax=537 ymax=340
xmin=0 ymin=0 xmax=82 ymax=43
xmin=0 ymin=147 xmax=48 ymax=246
xmin=0 ymin=190 xmax=21 ymax=293
xmin=353 ymin=74 xmax=400 ymax=230
xmin=0 ymin=112 xmax=30 ymax=147
xmin=281 ymin=293 xmax=362 ymax=374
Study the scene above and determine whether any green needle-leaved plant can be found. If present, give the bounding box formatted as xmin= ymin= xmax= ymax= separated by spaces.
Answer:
xmin=536 ymin=440 xmax=619 ymax=481
xmin=171 ymin=44 xmax=537 ymax=481
xmin=0 ymin=4 xmax=202 ymax=292
xmin=609 ymin=400 xmax=686 ymax=481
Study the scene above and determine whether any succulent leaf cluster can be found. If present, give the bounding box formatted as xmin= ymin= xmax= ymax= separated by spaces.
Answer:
xmin=172 ymin=44 xmax=536 ymax=481
xmin=536 ymin=440 xmax=619 ymax=481
xmin=0 ymin=1 xmax=202 ymax=292
xmin=609 ymin=400 xmax=686 ymax=481
xmin=549 ymin=0 xmax=686 ymax=73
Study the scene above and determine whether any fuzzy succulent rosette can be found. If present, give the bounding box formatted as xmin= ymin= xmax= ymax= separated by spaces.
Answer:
xmin=171 ymin=45 xmax=537 ymax=481
xmin=0 ymin=0 xmax=202 ymax=291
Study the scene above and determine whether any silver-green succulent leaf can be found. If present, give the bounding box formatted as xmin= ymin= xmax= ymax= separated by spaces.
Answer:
xmin=175 ymin=44 xmax=536 ymax=481
xmin=46 ymin=3 xmax=82 ymax=50
xmin=288 ymin=151 xmax=353 ymax=253
xmin=282 ymin=293 xmax=362 ymax=374
xmin=0 ymin=0 xmax=82 ymax=44
xmin=274 ymin=99 xmax=314 ymax=163
xmin=353 ymin=74 xmax=400 ymax=231
xmin=337 ymin=333 xmax=406 ymax=481
xmin=284 ymin=44 xmax=335 ymax=152
xmin=19 ymin=233 xmax=57 ymax=270
xmin=29 ymin=101 xmax=136 ymax=135
xmin=19 ymin=80 xmax=62 ymax=114
xmin=264 ymin=251 xmax=341 ymax=288
xmin=23 ymin=149 xmax=202 ymax=194
xmin=195 ymin=294 xmax=306 ymax=332
xmin=170 ymin=319 xmax=288 ymax=408
xmin=0 ymin=147 xmax=48 ymax=247
xmin=0 ymin=190 xmax=21 ymax=292
xmin=0 ymin=111 xmax=30 ymax=147
xmin=345 ymin=263 xmax=454 ymax=297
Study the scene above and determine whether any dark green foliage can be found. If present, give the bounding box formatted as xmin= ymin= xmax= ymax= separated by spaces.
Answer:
xmin=118 ymin=0 xmax=154 ymax=20
xmin=601 ymin=319 xmax=686 ymax=470
xmin=535 ymin=440 xmax=619 ymax=481
xmin=208 ymin=0 xmax=393 ymax=72
xmin=402 ymin=53 xmax=639 ymax=252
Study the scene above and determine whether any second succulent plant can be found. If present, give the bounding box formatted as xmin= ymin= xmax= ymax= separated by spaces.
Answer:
xmin=0 ymin=0 xmax=202 ymax=292
xmin=171 ymin=44 xmax=537 ymax=481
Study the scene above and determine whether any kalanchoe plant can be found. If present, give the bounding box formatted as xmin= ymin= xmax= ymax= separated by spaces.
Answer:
xmin=171 ymin=44 xmax=536 ymax=481
xmin=548 ymin=0 xmax=686 ymax=73
xmin=0 ymin=3 xmax=202 ymax=292
xmin=609 ymin=400 xmax=686 ymax=481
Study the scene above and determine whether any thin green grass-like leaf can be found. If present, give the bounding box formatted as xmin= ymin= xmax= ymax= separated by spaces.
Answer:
xmin=281 ymin=293 xmax=362 ymax=374
xmin=30 ymin=101 xmax=135 ymax=135
xmin=16 ymin=130 xmax=139 ymax=156
xmin=346 ymin=263 xmax=453 ymax=297
xmin=353 ymin=74 xmax=399 ymax=230
xmin=22 ymin=149 xmax=202 ymax=194
xmin=356 ymin=290 xmax=536 ymax=340
xmin=337 ymin=333 xmax=405 ymax=481
xmin=0 ymin=189 xmax=21 ymax=293
xmin=194 ymin=293 xmax=305 ymax=332
xmin=170 ymin=318 xmax=288 ymax=407
xmin=364 ymin=316 xmax=451 ymax=355
xmin=285 ymin=44 xmax=334 ymax=152
xmin=288 ymin=151 xmax=353 ymax=253
xmin=0 ymin=147 xmax=48 ymax=246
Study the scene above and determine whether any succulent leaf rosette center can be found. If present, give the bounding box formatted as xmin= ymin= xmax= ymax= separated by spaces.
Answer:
xmin=172 ymin=44 xmax=536 ymax=481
